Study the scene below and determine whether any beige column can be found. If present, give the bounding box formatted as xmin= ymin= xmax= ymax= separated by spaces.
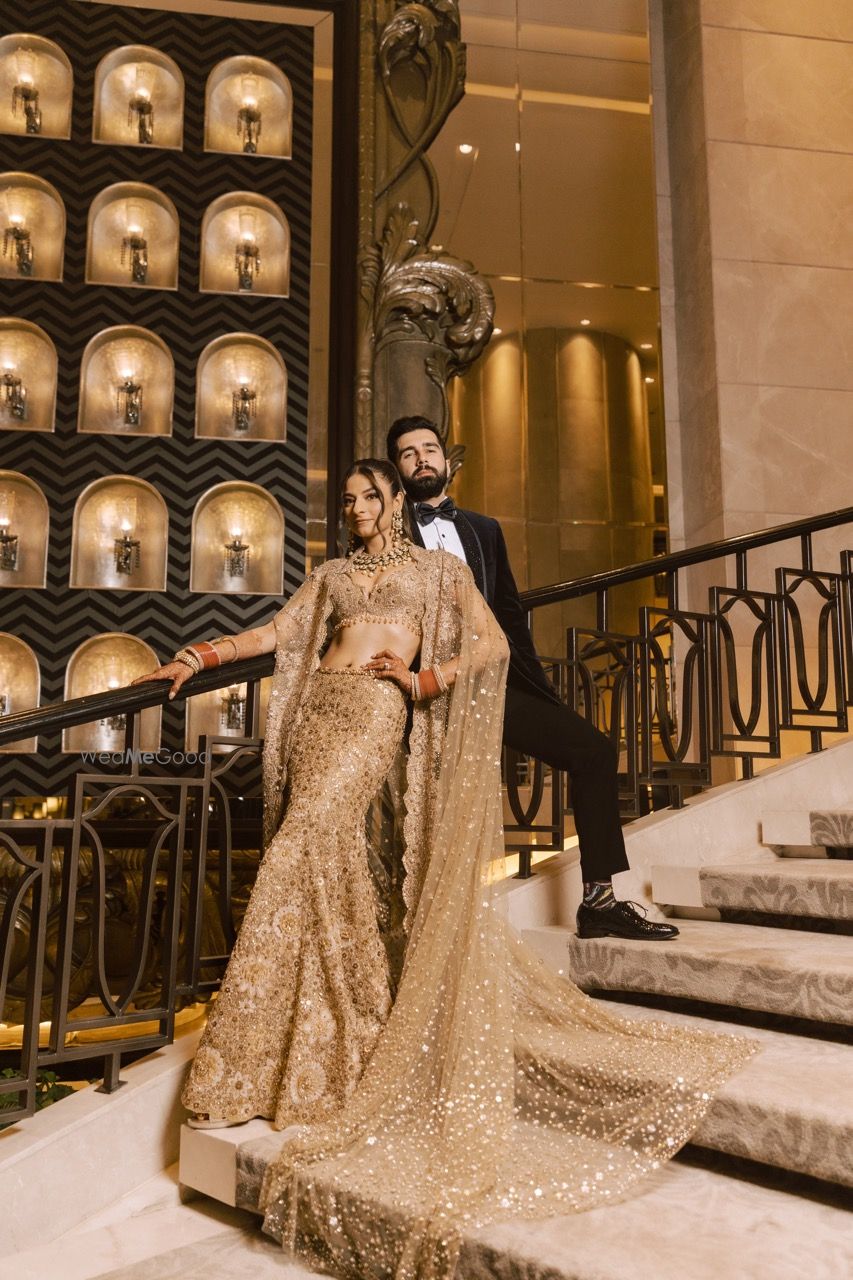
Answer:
xmin=453 ymin=328 xmax=655 ymax=655
xmin=652 ymin=0 xmax=853 ymax=573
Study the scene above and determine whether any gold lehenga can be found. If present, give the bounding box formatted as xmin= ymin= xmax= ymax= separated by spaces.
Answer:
xmin=181 ymin=670 xmax=408 ymax=1126
xmin=183 ymin=546 xmax=758 ymax=1280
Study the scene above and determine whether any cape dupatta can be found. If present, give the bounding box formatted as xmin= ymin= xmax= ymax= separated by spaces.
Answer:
xmin=258 ymin=551 xmax=757 ymax=1280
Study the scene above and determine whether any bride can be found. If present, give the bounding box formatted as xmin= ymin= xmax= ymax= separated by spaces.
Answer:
xmin=133 ymin=458 xmax=756 ymax=1279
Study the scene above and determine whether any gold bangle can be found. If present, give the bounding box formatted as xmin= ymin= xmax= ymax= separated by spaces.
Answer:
xmin=432 ymin=664 xmax=448 ymax=693
xmin=174 ymin=648 xmax=201 ymax=674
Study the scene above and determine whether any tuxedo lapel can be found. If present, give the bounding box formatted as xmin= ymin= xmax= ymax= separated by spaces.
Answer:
xmin=406 ymin=501 xmax=426 ymax=549
xmin=454 ymin=511 xmax=487 ymax=598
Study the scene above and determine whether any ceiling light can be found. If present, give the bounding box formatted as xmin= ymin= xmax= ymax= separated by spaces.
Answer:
xmin=640 ymin=342 xmax=653 ymax=350
xmin=493 ymin=327 xmax=502 ymax=335
xmin=580 ymin=318 xmax=591 ymax=326
xmin=644 ymin=376 xmax=655 ymax=384
xmin=514 ymin=142 xmax=521 ymax=152
xmin=636 ymin=285 xmax=652 ymax=292
xmin=458 ymin=143 xmax=474 ymax=155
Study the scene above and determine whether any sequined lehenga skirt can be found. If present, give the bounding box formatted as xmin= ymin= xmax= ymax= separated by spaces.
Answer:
xmin=182 ymin=670 xmax=408 ymax=1128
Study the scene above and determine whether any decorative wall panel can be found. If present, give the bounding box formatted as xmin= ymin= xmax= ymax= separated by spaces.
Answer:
xmin=0 ymin=0 xmax=314 ymax=798
xmin=93 ymin=45 xmax=184 ymax=149
xmin=78 ymin=325 xmax=174 ymax=437
xmin=205 ymin=56 xmax=292 ymax=159
xmin=62 ymin=631 xmax=161 ymax=753
xmin=0 ymin=318 xmax=57 ymax=432
xmin=195 ymin=333 xmax=286 ymax=442
xmin=0 ymin=169 xmax=65 ymax=279
xmin=0 ymin=33 xmax=73 ymax=140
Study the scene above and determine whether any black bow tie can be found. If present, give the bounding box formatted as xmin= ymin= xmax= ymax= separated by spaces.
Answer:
xmin=416 ymin=498 xmax=457 ymax=525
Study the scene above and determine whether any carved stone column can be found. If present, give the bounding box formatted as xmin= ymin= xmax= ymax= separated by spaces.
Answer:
xmin=356 ymin=1 xmax=494 ymax=460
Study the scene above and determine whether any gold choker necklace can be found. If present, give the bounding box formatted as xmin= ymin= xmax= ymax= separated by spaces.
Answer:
xmin=349 ymin=540 xmax=413 ymax=576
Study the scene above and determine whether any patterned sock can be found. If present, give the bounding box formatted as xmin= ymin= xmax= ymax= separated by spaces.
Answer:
xmin=582 ymin=880 xmax=614 ymax=908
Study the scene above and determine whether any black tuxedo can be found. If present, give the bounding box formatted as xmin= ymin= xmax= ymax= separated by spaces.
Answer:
xmin=408 ymin=499 xmax=629 ymax=881
xmin=408 ymin=504 xmax=558 ymax=704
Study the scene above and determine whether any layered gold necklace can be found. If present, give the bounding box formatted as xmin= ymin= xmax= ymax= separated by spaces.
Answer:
xmin=349 ymin=539 xmax=413 ymax=576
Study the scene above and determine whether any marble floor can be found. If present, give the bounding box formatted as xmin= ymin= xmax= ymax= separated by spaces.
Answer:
xmin=3 ymin=1165 xmax=322 ymax=1280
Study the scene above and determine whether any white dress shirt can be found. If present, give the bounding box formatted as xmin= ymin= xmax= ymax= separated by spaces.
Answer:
xmin=416 ymin=508 xmax=468 ymax=564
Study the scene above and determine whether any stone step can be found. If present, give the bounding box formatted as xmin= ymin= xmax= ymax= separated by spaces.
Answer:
xmin=179 ymin=1124 xmax=853 ymax=1280
xmin=700 ymin=858 xmax=853 ymax=920
xmin=762 ymin=807 xmax=853 ymax=852
xmin=525 ymin=918 xmax=853 ymax=1025
xmin=651 ymin=858 xmax=853 ymax=922
xmin=594 ymin=1001 xmax=853 ymax=1187
xmin=178 ymin=998 xmax=853 ymax=1211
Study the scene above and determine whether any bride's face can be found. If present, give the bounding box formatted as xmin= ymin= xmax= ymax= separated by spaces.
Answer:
xmin=342 ymin=472 xmax=402 ymax=543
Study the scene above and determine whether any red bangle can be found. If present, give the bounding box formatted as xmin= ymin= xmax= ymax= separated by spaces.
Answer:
xmin=418 ymin=667 xmax=440 ymax=699
xmin=186 ymin=641 xmax=221 ymax=671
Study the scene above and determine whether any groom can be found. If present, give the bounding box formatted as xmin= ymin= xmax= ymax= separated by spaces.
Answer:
xmin=387 ymin=415 xmax=678 ymax=942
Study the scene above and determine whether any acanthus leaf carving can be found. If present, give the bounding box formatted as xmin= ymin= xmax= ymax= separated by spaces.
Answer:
xmin=374 ymin=204 xmax=494 ymax=380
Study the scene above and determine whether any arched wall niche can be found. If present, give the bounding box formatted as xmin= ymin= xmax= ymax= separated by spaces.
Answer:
xmin=200 ymin=192 xmax=290 ymax=297
xmin=78 ymin=326 xmax=174 ymax=437
xmin=70 ymin=475 xmax=168 ymax=592
xmin=204 ymin=56 xmax=292 ymax=159
xmin=0 ymin=171 xmax=65 ymax=281
xmin=195 ymin=333 xmax=287 ymax=442
xmin=86 ymin=182 xmax=179 ymax=290
xmin=0 ymin=34 xmax=73 ymax=140
xmin=190 ymin=482 xmax=284 ymax=596
xmin=93 ymin=45 xmax=184 ymax=149
xmin=62 ymin=633 xmax=161 ymax=754
xmin=0 ymin=318 xmax=57 ymax=433
xmin=0 ymin=633 xmax=39 ymax=752
xmin=0 ymin=471 xmax=49 ymax=588
xmin=185 ymin=676 xmax=272 ymax=754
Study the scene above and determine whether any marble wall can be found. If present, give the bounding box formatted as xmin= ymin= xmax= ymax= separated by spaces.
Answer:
xmin=651 ymin=0 xmax=853 ymax=565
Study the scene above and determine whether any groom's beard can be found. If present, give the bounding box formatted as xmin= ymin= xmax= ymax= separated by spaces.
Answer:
xmin=403 ymin=463 xmax=448 ymax=501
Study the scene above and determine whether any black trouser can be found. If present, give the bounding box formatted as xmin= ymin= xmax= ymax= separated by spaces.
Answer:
xmin=502 ymin=684 xmax=629 ymax=882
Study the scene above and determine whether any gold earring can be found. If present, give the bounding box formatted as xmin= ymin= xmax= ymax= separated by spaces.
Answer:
xmin=347 ymin=529 xmax=357 ymax=554
xmin=392 ymin=508 xmax=404 ymax=542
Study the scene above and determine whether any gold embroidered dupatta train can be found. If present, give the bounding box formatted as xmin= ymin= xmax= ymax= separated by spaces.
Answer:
xmin=258 ymin=550 xmax=756 ymax=1280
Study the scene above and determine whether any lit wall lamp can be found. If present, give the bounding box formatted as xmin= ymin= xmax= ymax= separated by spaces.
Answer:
xmin=2 ymin=363 xmax=27 ymax=421
xmin=232 ymin=381 xmax=257 ymax=433
xmin=100 ymin=675 xmax=126 ymax=732
xmin=237 ymin=75 xmax=262 ymax=154
xmin=224 ymin=524 xmax=250 ymax=577
xmin=121 ymin=201 xmax=148 ymax=284
xmin=128 ymin=64 xmax=154 ymax=144
xmin=235 ymin=210 xmax=260 ymax=291
xmin=12 ymin=48 xmax=42 ymax=135
xmin=0 ymin=490 xmax=18 ymax=571
xmin=114 ymin=355 xmax=143 ymax=427
xmin=114 ymin=518 xmax=140 ymax=575
xmin=219 ymin=683 xmax=246 ymax=731
xmin=3 ymin=214 xmax=33 ymax=277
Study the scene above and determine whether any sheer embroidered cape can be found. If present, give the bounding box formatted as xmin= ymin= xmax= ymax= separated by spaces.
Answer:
xmin=258 ymin=546 xmax=757 ymax=1279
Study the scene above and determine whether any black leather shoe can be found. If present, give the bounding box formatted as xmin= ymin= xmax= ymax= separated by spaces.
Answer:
xmin=576 ymin=898 xmax=680 ymax=941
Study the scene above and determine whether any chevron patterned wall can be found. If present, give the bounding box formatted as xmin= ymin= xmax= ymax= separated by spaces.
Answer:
xmin=0 ymin=0 xmax=315 ymax=798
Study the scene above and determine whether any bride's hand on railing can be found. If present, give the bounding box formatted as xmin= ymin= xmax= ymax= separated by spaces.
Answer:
xmin=130 ymin=661 xmax=194 ymax=701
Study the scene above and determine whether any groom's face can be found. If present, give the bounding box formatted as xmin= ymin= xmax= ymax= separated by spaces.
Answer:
xmin=394 ymin=429 xmax=448 ymax=501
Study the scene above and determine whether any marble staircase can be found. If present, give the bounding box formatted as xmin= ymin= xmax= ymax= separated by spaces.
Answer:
xmin=171 ymin=794 xmax=853 ymax=1280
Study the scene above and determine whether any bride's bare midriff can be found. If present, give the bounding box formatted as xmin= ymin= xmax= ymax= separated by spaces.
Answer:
xmin=320 ymin=622 xmax=420 ymax=671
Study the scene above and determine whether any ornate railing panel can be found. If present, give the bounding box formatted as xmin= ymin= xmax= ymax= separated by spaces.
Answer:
xmin=511 ymin=506 xmax=853 ymax=868
xmin=0 ymin=660 xmax=271 ymax=1125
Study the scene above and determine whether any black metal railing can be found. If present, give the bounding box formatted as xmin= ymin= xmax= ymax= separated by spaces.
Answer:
xmin=2 ymin=505 xmax=853 ymax=1120
xmin=502 ymin=504 xmax=853 ymax=875
xmin=0 ymin=658 xmax=271 ymax=1127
